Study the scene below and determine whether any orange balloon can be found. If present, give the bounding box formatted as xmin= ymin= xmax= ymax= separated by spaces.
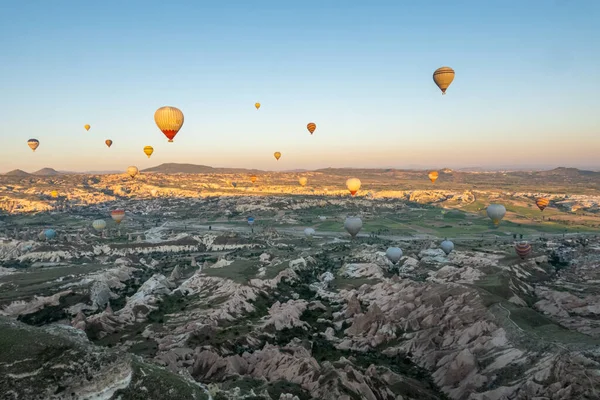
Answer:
xmin=428 ymin=171 xmax=439 ymax=183
xmin=84 ymin=124 xmax=91 ymax=131
xmin=105 ymin=140 xmax=113 ymax=148
xmin=536 ymin=197 xmax=550 ymax=211
xmin=274 ymin=152 xmax=281 ymax=160
xmin=307 ymin=122 xmax=316 ymax=134
xmin=250 ymin=175 xmax=257 ymax=183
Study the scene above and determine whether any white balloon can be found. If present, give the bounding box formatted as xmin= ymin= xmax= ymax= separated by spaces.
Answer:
xmin=92 ymin=219 xmax=106 ymax=231
xmin=440 ymin=240 xmax=454 ymax=255
xmin=344 ymin=217 xmax=363 ymax=237
xmin=126 ymin=166 xmax=139 ymax=178
xmin=304 ymin=228 xmax=315 ymax=237
xmin=385 ymin=247 xmax=403 ymax=264
xmin=319 ymin=216 xmax=327 ymax=221
xmin=486 ymin=204 xmax=506 ymax=225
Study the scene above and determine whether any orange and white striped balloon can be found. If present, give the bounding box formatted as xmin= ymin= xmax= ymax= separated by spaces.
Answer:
xmin=307 ymin=122 xmax=316 ymax=134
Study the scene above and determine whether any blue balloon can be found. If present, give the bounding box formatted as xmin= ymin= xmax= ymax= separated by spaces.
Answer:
xmin=247 ymin=217 xmax=255 ymax=225
xmin=44 ymin=229 xmax=56 ymax=240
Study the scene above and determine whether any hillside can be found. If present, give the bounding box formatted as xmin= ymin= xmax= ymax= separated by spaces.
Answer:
xmin=32 ymin=168 xmax=60 ymax=176
xmin=4 ymin=169 xmax=31 ymax=176
xmin=141 ymin=163 xmax=262 ymax=174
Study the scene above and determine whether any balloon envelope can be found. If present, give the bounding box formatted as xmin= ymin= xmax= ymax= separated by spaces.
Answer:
xmin=274 ymin=151 xmax=281 ymax=160
xmin=154 ymin=106 xmax=184 ymax=142
xmin=111 ymin=210 xmax=125 ymax=224
xmin=144 ymin=146 xmax=154 ymax=158
xmin=298 ymin=177 xmax=308 ymax=187
xmin=441 ymin=240 xmax=454 ymax=255
xmin=92 ymin=220 xmax=106 ymax=231
xmin=44 ymin=229 xmax=56 ymax=240
xmin=50 ymin=190 xmax=58 ymax=198
xmin=304 ymin=228 xmax=315 ymax=237
xmin=127 ymin=166 xmax=139 ymax=179
xmin=536 ymin=198 xmax=549 ymax=211
xmin=428 ymin=171 xmax=439 ymax=183
xmin=250 ymin=175 xmax=257 ymax=183
xmin=486 ymin=204 xmax=506 ymax=225
xmin=255 ymin=102 xmax=260 ymax=109
xmin=515 ymin=241 xmax=532 ymax=259
xmin=433 ymin=66 xmax=455 ymax=94
xmin=84 ymin=124 xmax=91 ymax=131
xmin=346 ymin=178 xmax=361 ymax=196
xmin=105 ymin=140 xmax=113 ymax=148
xmin=386 ymin=247 xmax=403 ymax=264
xmin=247 ymin=217 xmax=255 ymax=225
xmin=27 ymin=139 xmax=39 ymax=151
xmin=344 ymin=217 xmax=363 ymax=237
xmin=307 ymin=122 xmax=316 ymax=134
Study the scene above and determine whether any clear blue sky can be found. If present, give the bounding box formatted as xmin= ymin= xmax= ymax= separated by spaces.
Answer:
xmin=1 ymin=0 xmax=599 ymax=172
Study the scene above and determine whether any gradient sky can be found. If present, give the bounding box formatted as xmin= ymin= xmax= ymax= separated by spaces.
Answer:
xmin=1 ymin=0 xmax=599 ymax=172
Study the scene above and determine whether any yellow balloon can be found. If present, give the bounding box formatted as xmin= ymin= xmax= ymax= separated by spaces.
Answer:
xmin=298 ymin=177 xmax=308 ymax=187
xmin=255 ymin=102 xmax=261 ymax=110
xmin=433 ymin=66 xmax=455 ymax=95
xmin=428 ymin=171 xmax=439 ymax=183
xmin=346 ymin=178 xmax=361 ymax=196
xmin=50 ymin=190 xmax=58 ymax=198
xmin=27 ymin=139 xmax=39 ymax=151
xmin=154 ymin=106 xmax=184 ymax=142
xmin=274 ymin=151 xmax=281 ymax=160
xmin=143 ymin=146 xmax=154 ymax=158
xmin=84 ymin=124 xmax=91 ymax=131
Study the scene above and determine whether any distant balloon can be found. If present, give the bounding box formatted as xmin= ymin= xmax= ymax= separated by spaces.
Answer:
xmin=344 ymin=217 xmax=363 ymax=238
xmin=274 ymin=151 xmax=281 ymax=160
xmin=304 ymin=228 xmax=315 ymax=238
xmin=154 ymin=106 xmax=184 ymax=142
xmin=536 ymin=198 xmax=550 ymax=211
xmin=514 ymin=241 xmax=532 ymax=259
xmin=50 ymin=190 xmax=58 ymax=198
xmin=150 ymin=189 xmax=158 ymax=196
xmin=84 ymin=124 xmax=91 ymax=131
xmin=143 ymin=146 xmax=154 ymax=158
xmin=105 ymin=140 xmax=113 ymax=148
xmin=298 ymin=177 xmax=308 ymax=187
xmin=307 ymin=122 xmax=316 ymax=134
xmin=441 ymin=239 xmax=454 ymax=255
xmin=27 ymin=139 xmax=39 ymax=151
xmin=385 ymin=247 xmax=403 ymax=264
xmin=319 ymin=216 xmax=327 ymax=221
xmin=486 ymin=204 xmax=506 ymax=225
xmin=250 ymin=175 xmax=257 ymax=183
xmin=255 ymin=102 xmax=261 ymax=110
xmin=346 ymin=178 xmax=361 ymax=196
xmin=232 ymin=182 xmax=237 ymax=188
xmin=92 ymin=219 xmax=106 ymax=231
xmin=247 ymin=217 xmax=255 ymax=226
xmin=111 ymin=210 xmax=125 ymax=224
xmin=44 ymin=229 xmax=56 ymax=240
xmin=428 ymin=171 xmax=439 ymax=183
xmin=127 ymin=166 xmax=139 ymax=179
xmin=433 ymin=66 xmax=455 ymax=95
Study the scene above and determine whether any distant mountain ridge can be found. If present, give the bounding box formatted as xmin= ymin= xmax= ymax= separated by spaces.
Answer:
xmin=141 ymin=163 xmax=263 ymax=174
xmin=33 ymin=168 xmax=60 ymax=176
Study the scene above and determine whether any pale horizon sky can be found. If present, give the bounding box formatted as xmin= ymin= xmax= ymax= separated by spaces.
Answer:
xmin=1 ymin=0 xmax=599 ymax=173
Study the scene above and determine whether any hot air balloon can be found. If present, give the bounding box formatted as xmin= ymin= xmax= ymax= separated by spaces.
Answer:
xmin=433 ymin=66 xmax=455 ymax=95
xmin=486 ymin=204 xmax=506 ymax=225
xmin=514 ymin=241 xmax=532 ymax=259
xmin=441 ymin=239 xmax=454 ymax=255
xmin=44 ymin=229 xmax=56 ymax=240
xmin=346 ymin=178 xmax=361 ymax=196
xmin=150 ymin=189 xmax=158 ymax=196
xmin=27 ymin=139 xmax=39 ymax=151
xmin=247 ymin=217 xmax=255 ymax=226
xmin=428 ymin=171 xmax=439 ymax=183
xmin=274 ymin=152 xmax=281 ymax=160
xmin=92 ymin=219 xmax=106 ymax=231
xmin=255 ymin=102 xmax=260 ymax=110
xmin=319 ymin=216 xmax=327 ymax=221
xmin=127 ymin=166 xmax=139 ymax=179
xmin=307 ymin=122 xmax=316 ymax=134
xmin=344 ymin=217 xmax=363 ymax=238
xmin=250 ymin=175 xmax=257 ymax=183
xmin=154 ymin=106 xmax=184 ymax=142
xmin=84 ymin=124 xmax=91 ymax=131
xmin=386 ymin=247 xmax=403 ymax=264
xmin=143 ymin=146 xmax=154 ymax=158
xmin=304 ymin=228 xmax=315 ymax=238
xmin=299 ymin=177 xmax=308 ymax=187
xmin=536 ymin=198 xmax=550 ymax=211
xmin=232 ymin=182 xmax=237 ymax=188
xmin=111 ymin=210 xmax=125 ymax=224
xmin=50 ymin=190 xmax=58 ymax=198
xmin=105 ymin=140 xmax=113 ymax=148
